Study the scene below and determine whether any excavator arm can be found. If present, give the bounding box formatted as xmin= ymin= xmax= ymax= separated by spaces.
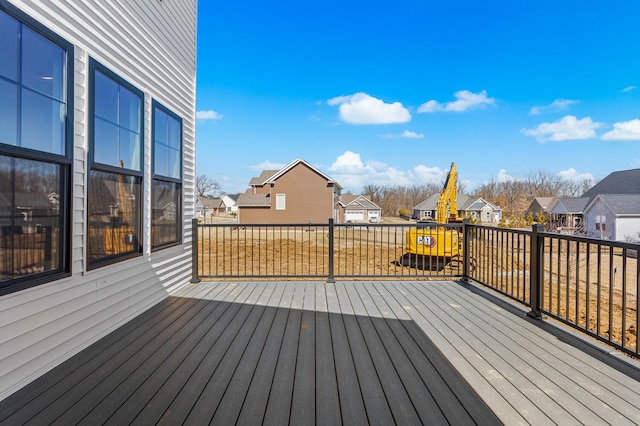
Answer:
xmin=435 ymin=162 xmax=459 ymax=223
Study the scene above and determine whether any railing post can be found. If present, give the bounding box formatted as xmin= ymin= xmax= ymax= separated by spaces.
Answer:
xmin=527 ymin=223 xmax=545 ymax=319
xmin=327 ymin=218 xmax=336 ymax=283
xmin=191 ymin=217 xmax=201 ymax=283
xmin=462 ymin=219 xmax=470 ymax=282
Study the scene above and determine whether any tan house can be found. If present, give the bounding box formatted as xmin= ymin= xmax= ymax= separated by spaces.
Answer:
xmin=236 ymin=159 xmax=342 ymax=224
xmin=339 ymin=194 xmax=382 ymax=223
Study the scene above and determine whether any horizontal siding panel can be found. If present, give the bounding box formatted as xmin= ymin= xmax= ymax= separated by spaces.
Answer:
xmin=1 ymin=0 xmax=197 ymax=400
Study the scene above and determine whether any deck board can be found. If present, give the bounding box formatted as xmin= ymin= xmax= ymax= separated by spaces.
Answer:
xmin=2 ymin=280 xmax=639 ymax=425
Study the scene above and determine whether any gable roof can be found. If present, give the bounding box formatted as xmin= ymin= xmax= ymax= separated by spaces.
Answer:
xmin=247 ymin=159 xmax=342 ymax=190
xmin=196 ymin=195 xmax=224 ymax=208
xmin=551 ymin=197 xmax=589 ymax=214
xmin=414 ymin=194 xmax=501 ymax=213
xmin=529 ymin=197 xmax=557 ymax=211
xmin=582 ymin=168 xmax=640 ymax=203
xmin=342 ymin=195 xmax=381 ymax=210
xmin=586 ymin=194 xmax=640 ymax=215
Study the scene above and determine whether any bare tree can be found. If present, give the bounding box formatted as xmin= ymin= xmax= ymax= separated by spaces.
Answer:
xmin=196 ymin=175 xmax=221 ymax=197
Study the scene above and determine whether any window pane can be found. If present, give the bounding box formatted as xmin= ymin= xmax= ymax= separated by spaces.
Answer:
xmin=87 ymin=170 xmax=141 ymax=264
xmin=168 ymin=117 xmax=181 ymax=149
xmin=119 ymin=86 xmax=140 ymax=132
xmin=21 ymin=26 xmax=65 ymax=100
xmin=0 ymin=80 xmax=18 ymax=147
xmin=94 ymin=118 xmax=119 ymax=166
xmin=153 ymin=106 xmax=181 ymax=179
xmin=119 ymin=128 xmax=141 ymax=171
xmin=0 ymin=155 xmax=62 ymax=282
xmin=21 ymin=89 xmax=65 ymax=155
xmin=0 ymin=11 xmax=19 ymax=81
xmin=94 ymin=71 xmax=118 ymax=123
xmin=167 ymin=147 xmax=180 ymax=179
xmin=155 ymin=143 xmax=168 ymax=177
xmin=152 ymin=180 xmax=180 ymax=248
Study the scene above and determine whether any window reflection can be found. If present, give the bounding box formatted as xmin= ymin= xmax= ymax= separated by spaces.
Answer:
xmin=0 ymin=10 xmax=19 ymax=81
xmin=21 ymin=89 xmax=65 ymax=155
xmin=87 ymin=170 xmax=141 ymax=264
xmin=152 ymin=180 xmax=180 ymax=248
xmin=92 ymin=70 xmax=142 ymax=170
xmin=21 ymin=26 xmax=65 ymax=100
xmin=0 ymin=155 xmax=62 ymax=282
xmin=0 ymin=80 xmax=18 ymax=147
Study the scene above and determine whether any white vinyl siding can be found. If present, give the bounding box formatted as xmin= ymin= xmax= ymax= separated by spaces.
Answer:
xmin=0 ymin=0 xmax=197 ymax=400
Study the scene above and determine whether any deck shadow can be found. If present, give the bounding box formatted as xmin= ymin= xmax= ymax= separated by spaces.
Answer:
xmin=0 ymin=293 xmax=501 ymax=425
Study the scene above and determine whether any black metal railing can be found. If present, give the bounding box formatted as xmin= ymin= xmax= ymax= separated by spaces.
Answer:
xmin=191 ymin=218 xmax=639 ymax=357
xmin=467 ymin=223 xmax=639 ymax=358
xmin=193 ymin=219 xmax=464 ymax=281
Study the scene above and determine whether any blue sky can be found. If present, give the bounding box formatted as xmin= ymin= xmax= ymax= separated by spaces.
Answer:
xmin=195 ymin=0 xmax=640 ymax=195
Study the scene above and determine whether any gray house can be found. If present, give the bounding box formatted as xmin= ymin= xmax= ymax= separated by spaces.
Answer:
xmin=584 ymin=195 xmax=640 ymax=241
xmin=413 ymin=194 xmax=502 ymax=223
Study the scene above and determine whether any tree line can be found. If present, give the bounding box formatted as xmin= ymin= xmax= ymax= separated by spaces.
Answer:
xmin=360 ymin=171 xmax=594 ymax=218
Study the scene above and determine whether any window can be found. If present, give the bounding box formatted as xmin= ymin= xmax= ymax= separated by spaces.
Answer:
xmin=595 ymin=215 xmax=607 ymax=232
xmin=152 ymin=101 xmax=182 ymax=249
xmin=276 ymin=194 xmax=286 ymax=210
xmin=87 ymin=59 xmax=143 ymax=268
xmin=0 ymin=4 xmax=72 ymax=295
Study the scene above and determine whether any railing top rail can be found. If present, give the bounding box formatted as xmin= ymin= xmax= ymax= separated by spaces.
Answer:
xmin=539 ymin=231 xmax=640 ymax=249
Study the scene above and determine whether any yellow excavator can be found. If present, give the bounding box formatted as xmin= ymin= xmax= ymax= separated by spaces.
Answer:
xmin=400 ymin=162 xmax=463 ymax=270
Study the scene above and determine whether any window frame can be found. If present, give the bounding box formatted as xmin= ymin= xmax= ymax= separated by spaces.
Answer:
xmin=275 ymin=193 xmax=286 ymax=210
xmin=151 ymin=100 xmax=183 ymax=250
xmin=0 ymin=1 xmax=73 ymax=296
xmin=87 ymin=58 xmax=144 ymax=269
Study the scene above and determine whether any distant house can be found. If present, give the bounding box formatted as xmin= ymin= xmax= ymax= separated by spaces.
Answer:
xmin=584 ymin=195 xmax=640 ymax=241
xmin=525 ymin=197 xmax=557 ymax=219
xmin=339 ymin=194 xmax=382 ymax=223
xmin=221 ymin=194 xmax=239 ymax=214
xmin=236 ymin=159 xmax=342 ymax=224
xmin=413 ymin=194 xmax=502 ymax=223
xmin=549 ymin=197 xmax=589 ymax=232
xmin=546 ymin=168 xmax=640 ymax=238
xmin=196 ymin=196 xmax=225 ymax=219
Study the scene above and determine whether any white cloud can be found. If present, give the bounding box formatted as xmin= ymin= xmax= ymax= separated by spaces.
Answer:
xmin=529 ymin=99 xmax=579 ymax=115
xmin=497 ymin=169 xmax=514 ymax=182
xmin=623 ymin=85 xmax=637 ymax=93
xmin=196 ymin=110 xmax=223 ymax=120
xmin=557 ymin=168 xmax=594 ymax=182
xmin=249 ymin=160 xmax=287 ymax=171
xmin=401 ymin=130 xmax=424 ymax=139
xmin=413 ymin=165 xmax=445 ymax=183
xmin=380 ymin=130 xmax=425 ymax=139
xmin=328 ymin=151 xmax=450 ymax=192
xmin=521 ymin=115 xmax=603 ymax=142
xmin=600 ymin=119 xmax=640 ymax=141
xmin=327 ymin=92 xmax=411 ymax=124
xmin=418 ymin=90 xmax=495 ymax=113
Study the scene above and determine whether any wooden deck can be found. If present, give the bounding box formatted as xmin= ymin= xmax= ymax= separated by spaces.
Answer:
xmin=1 ymin=280 xmax=640 ymax=425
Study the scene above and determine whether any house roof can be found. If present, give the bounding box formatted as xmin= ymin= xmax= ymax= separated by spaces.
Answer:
xmin=582 ymin=168 xmax=640 ymax=203
xmin=414 ymin=194 xmax=501 ymax=213
xmin=528 ymin=197 xmax=557 ymax=211
xmin=247 ymin=158 xmax=342 ymax=190
xmin=551 ymin=197 xmax=589 ymax=214
xmin=342 ymin=195 xmax=381 ymax=210
xmin=196 ymin=195 xmax=224 ymax=208
xmin=587 ymin=194 xmax=640 ymax=215
xmin=235 ymin=193 xmax=270 ymax=207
